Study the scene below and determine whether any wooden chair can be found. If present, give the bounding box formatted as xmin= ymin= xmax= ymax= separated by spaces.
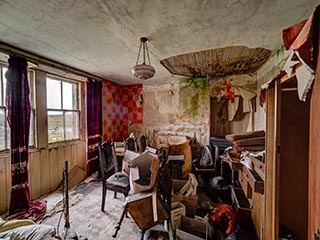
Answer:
xmin=124 ymin=137 xmax=138 ymax=152
xmin=98 ymin=141 xmax=130 ymax=212
xmin=113 ymin=157 xmax=173 ymax=239
xmin=138 ymin=134 xmax=148 ymax=152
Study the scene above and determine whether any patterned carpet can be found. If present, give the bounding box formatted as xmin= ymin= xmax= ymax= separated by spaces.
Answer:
xmin=41 ymin=180 xmax=142 ymax=240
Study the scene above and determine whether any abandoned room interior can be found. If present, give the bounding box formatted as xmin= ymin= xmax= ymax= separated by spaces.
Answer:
xmin=1 ymin=1 xmax=320 ymax=240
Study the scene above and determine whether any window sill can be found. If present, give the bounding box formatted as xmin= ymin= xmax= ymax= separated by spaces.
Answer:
xmin=47 ymin=139 xmax=83 ymax=150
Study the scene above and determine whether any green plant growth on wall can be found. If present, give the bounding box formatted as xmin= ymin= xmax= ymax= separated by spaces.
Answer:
xmin=275 ymin=44 xmax=285 ymax=59
xmin=180 ymin=77 xmax=209 ymax=118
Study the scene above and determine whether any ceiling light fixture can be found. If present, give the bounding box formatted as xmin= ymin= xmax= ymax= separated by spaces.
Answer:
xmin=131 ymin=37 xmax=155 ymax=80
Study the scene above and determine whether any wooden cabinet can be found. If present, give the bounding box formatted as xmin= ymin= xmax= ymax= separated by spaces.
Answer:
xmin=264 ymin=75 xmax=309 ymax=240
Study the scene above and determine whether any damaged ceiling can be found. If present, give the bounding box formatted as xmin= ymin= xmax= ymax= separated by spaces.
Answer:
xmin=0 ymin=0 xmax=318 ymax=85
xmin=160 ymin=46 xmax=271 ymax=78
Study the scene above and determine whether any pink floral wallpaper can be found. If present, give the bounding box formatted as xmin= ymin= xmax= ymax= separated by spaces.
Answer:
xmin=102 ymin=81 xmax=142 ymax=141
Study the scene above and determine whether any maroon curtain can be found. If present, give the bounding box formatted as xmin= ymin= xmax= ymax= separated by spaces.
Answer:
xmin=6 ymin=55 xmax=31 ymax=213
xmin=5 ymin=55 xmax=46 ymax=220
xmin=87 ymin=79 xmax=102 ymax=175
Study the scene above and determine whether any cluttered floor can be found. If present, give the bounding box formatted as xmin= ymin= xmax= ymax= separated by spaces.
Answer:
xmin=38 ymin=172 xmax=257 ymax=240
xmin=40 ymin=176 xmax=141 ymax=240
xmin=1 ymin=171 xmax=258 ymax=240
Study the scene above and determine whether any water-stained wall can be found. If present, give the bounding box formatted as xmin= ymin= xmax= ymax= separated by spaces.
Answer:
xmin=142 ymin=83 xmax=210 ymax=147
xmin=142 ymin=74 xmax=261 ymax=148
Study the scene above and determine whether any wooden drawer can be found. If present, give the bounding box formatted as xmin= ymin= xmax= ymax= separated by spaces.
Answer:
xmin=243 ymin=166 xmax=264 ymax=194
xmin=231 ymin=187 xmax=251 ymax=225
xmin=238 ymin=171 xmax=252 ymax=199
xmin=229 ymin=159 xmax=243 ymax=171
xmin=251 ymin=157 xmax=265 ymax=180
xmin=221 ymin=155 xmax=243 ymax=171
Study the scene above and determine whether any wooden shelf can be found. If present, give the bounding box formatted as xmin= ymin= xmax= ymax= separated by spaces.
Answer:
xmin=243 ymin=166 xmax=264 ymax=194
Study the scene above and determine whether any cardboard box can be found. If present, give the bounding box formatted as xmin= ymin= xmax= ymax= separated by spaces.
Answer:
xmin=171 ymin=201 xmax=186 ymax=231
xmin=176 ymin=215 xmax=208 ymax=240
xmin=172 ymin=179 xmax=198 ymax=217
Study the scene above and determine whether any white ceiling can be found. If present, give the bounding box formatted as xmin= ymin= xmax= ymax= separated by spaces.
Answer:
xmin=0 ymin=0 xmax=318 ymax=85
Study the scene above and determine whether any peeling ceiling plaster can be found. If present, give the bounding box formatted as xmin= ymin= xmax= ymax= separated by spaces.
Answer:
xmin=0 ymin=0 xmax=318 ymax=85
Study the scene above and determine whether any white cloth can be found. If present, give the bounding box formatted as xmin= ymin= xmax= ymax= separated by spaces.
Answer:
xmin=228 ymin=96 xmax=239 ymax=121
xmin=283 ymin=50 xmax=299 ymax=78
xmin=282 ymin=51 xmax=314 ymax=102
xmin=237 ymin=87 xmax=256 ymax=113
xmin=294 ymin=51 xmax=315 ymax=102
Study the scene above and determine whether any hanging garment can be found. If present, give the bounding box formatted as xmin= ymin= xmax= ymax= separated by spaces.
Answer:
xmin=228 ymin=96 xmax=240 ymax=121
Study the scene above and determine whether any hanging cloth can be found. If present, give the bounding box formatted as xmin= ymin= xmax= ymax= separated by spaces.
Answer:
xmin=6 ymin=55 xmax=46 ymax=220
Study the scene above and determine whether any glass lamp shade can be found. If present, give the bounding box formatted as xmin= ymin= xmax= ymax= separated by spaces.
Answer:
xmin=131 ymin=64 xmax=155 ymax=80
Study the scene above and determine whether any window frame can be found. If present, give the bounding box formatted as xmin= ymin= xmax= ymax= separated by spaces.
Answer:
xmin=46 ymin=75 xmax=81 ymax=144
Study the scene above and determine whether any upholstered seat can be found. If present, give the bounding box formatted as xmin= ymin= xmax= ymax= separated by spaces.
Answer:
xmin=106 ymin=172 xmax=130 ymax=188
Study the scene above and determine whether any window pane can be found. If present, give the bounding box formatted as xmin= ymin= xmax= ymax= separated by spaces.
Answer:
xmin=65 ymin=112 xmax=79 ymax=140
xmin=0 ymin=109 xmax=5 ymax=150
xmin=29 ymin=110 xmax=35 ymax=146
xmin=6 ymin=118 xmax=10 ymax=149
xmin=47 ymin=78 xmax=61 ymax=109
xmin=28 ymin=72 xmax=35 ymax=108
xmin=48 ymin=111 xmax=64 ymax=143
xmin=0 ymin=70 xmax=2 ymax=106
xmin=2 ymin=68 xmax=8 ymax=106
xmin=62 ymin=82 xmax=73 ymax=109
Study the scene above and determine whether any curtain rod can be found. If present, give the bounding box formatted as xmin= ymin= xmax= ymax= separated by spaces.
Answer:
xmin=0 ymin=41 xmax=103 ymax=82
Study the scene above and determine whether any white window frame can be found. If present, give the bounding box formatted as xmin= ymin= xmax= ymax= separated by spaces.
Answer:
xmin=46 ymin=75 xmax=80 ymax=144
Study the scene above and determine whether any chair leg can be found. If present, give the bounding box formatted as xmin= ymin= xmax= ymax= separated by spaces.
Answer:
xmin=165 ymin=219 xmax=174 ymax=240
xmin=140 ymin=230 xmax=145 ymax=240
xmin=112 ymin=203 xmax=128 ymax=238
xmin=114 ymin=191 xmax=117 ymax=198
xmin=101 ymin=185 xmax=106 ymax=212
xmin=177 ymin=166 xmax=182 ymax=179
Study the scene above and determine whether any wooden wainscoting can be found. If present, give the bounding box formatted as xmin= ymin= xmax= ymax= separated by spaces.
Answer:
xmin=0 ymin=140 xmax=86 ymax=214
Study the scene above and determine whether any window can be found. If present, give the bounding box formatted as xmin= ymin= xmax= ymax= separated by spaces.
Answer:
xmin=29 ymin=71 xmax=36 ymax=147
xmin=0 ymin=66 xmax=9 ymax=150
xmin=0 ymin=66 xmax=35 ymax=151
xmin=46 ymin=77 xmax=80 ymax=143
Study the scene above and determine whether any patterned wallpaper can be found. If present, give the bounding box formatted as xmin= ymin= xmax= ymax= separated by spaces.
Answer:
xmin=102 ymin=81 xmax=142 ymax=141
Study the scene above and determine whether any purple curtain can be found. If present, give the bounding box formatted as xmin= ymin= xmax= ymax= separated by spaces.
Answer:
xmin=87 ymin=79 xmax=102 ymax=176
xmin=5 ymin=55 xmax=46 ymax=220
xmin=5 ymin=55 xmax=31 ymax=214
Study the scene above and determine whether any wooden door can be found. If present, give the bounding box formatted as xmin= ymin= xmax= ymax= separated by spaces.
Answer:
xmin=264 ymin=79 xmax=281 ymax=240
xmin=309 ymin=68 xmax=320 ymax=238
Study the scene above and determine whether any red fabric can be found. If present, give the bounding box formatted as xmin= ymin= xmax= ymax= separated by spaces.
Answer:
xmin=223 ymin=81 xmax=234 ymax=102
xmin=86 ymin=79 xmax=102 ymax=175
xmin=282 ymin=5 xmax=320 ymax=69
xmin=6 ymin=201 xmax=47 ymax=222
xmin=259 ymin=89 xmax=267 ymax=110
xmin=283 ymin=19 xmax=307 ymax=50
xmin=209 ymin=203 xmax=237 ymax=235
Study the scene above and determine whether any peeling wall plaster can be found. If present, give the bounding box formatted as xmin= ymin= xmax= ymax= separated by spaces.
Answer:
xmin=142 ymin=83 xmax=210 ymax=147
xmin=142 ymin=73 xmax=265 ymax=147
